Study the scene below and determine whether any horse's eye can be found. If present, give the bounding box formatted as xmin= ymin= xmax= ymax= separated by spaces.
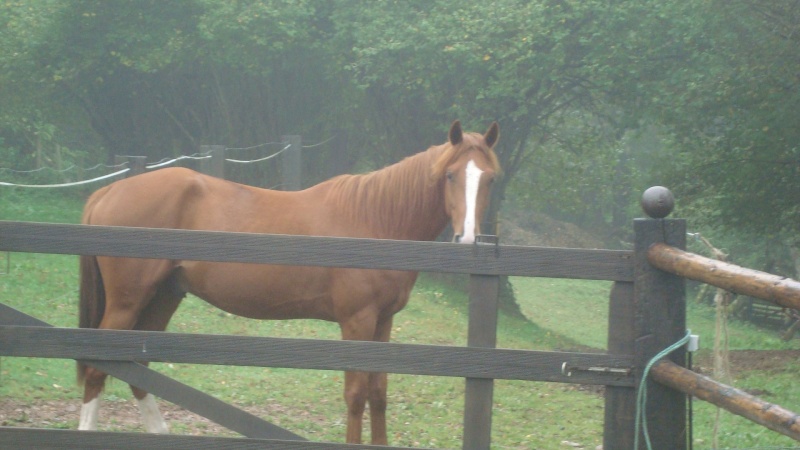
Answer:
xmin=446 ymin=171 xmax=454 ymax=181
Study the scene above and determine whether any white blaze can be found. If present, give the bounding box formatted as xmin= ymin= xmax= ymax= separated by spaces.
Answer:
xmin=78 ymin=397 xmax=100 ymax=431
xmin=138 ymin=394 xmax=170 ymax=433
xmin=460 ymin=159 xmax=484 ymax=244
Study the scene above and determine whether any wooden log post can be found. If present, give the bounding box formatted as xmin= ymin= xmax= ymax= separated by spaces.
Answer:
xmin=114 ymin=156 xmax=147 ymax=178
xmin=200 ymin=145 xmax=226 ymax=179
xmin=652 ymin=359 xmax=800 ymax=442
xmin=611 ymin=186 xmax=688 ymax=450
xmin=647 ymin=243 xmax=800 ymax=311
xmin=281 ymin=135 xmax=302 ymax=191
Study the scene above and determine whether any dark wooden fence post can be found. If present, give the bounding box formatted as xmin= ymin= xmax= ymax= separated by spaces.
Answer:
xmin=115 ymin=156 xmax=147 ymax=177
xmin=603 ymin=281 xmax=637 ymax=449
xmin=605 ymin=187 xmax=687 ymax=449
xmin=281 ymin=135 xmax=302 ymax=190
xmin=632 ymin=217 xmax=687 ymax=449
xmin=200 ymin=145 xmax=226 ymax=179
xmin=462 ymin=273 xmax=499 ymax=450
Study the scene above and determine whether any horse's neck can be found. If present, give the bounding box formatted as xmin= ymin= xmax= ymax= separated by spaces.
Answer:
xmin=325 ymin=149 xmax=450 ymax=241
xmin=392 ymin=178 xmax=450 ymax=242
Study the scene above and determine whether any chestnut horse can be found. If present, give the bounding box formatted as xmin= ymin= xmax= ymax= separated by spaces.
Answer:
xmin=77 ymin=120 xmax=500 ymax=444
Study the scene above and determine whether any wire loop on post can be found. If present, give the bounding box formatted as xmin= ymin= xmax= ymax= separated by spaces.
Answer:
xmin=635 ymin=329 xmax=692 ymax=450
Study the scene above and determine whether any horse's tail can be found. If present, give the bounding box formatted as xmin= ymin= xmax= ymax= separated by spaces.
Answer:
xmin=77 ymin=254 xmax=105 ymax=384
xmin=77 ymin=187 xmax=109 ymax=385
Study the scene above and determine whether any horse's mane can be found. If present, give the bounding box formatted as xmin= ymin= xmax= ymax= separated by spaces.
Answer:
xmin=324 ymin=132 xmax=500 ymax=240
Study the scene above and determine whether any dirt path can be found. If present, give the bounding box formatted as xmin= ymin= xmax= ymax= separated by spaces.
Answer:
xmin=692 ymin=349 xmax=800 ymax=375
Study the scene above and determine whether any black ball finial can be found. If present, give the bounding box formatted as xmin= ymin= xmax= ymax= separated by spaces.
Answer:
xmin=641 ymin=186 xmax=674 ymax=219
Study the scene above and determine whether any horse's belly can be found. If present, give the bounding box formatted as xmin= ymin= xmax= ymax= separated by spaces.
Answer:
xmin=178 ymin=262 xmax=335 ymax=321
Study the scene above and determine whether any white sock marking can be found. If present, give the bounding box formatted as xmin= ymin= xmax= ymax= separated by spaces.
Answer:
xmin=78 ymin=397 xmax=100 ymax=431
xmin=138 ymin=394 xmax=170 ymax=433
xmin=460 ymin=160 xmax=484 ymax=244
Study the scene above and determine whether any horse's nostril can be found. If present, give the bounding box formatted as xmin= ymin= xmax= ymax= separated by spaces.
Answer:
xmin=454 ymin=234 xmax=462 ymax=243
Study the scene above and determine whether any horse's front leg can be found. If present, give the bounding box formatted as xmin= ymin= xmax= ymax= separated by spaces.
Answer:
xmin=343 ymin=370 xmax=390 ymax=445
xmin=344 ymin=370 xmax=369 ymax=443
xmin=368 ymin=371 xmax=389 ymax=444
xmin=367 ymin=317 xmax=393 ymax=444
xmin=340 ymin=311 xmax=393 ymax=444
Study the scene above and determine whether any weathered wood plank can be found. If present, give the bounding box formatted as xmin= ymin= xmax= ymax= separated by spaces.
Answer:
xmin=603 ymin=281 xmax=637 ymax=450
xmin=0 ymin=324 xmax=635 ymax=386
xmin=648 ymin=242 xmax=800 ymax=310
xmin=0 ymin=304 xmax=304 ymax=441
xmin=652 ymin=360 xmax=800 ymax=442
xmin=0 ymin=427 xmax=415 ymax=450
xmin=0 ymin=221 xmax=633 ymax=281
xmin=463 ymin=274 xmax=499 ymax=450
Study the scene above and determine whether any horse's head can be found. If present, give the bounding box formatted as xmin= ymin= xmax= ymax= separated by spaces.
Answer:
xmin=433 ymin=120 xmax=500 ymax=244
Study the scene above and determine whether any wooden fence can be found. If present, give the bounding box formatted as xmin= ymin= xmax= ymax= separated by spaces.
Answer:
xmin=0 ymin=186 xmax=799 ymax=449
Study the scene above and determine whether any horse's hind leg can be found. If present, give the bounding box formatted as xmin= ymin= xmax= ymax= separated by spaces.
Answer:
xmin=79 ymin=368 xmax=104 ymax=430
xmin=79 ymin=298 xmax=145 ymax=431
xmin=79 ymin=265 xmax=182 ymax=433
xmin=128 ymin=288 xmax=184 ymax=433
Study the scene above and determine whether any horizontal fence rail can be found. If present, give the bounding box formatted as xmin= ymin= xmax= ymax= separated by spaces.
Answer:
xmin=0 ymin=303 xmax=307 ymax=441
xmin=0 ymin=427 xmax=403 ymax=450
xmin=652 ymin=360 xmax=800 ymax=442
xmin=0 ymin=323 xmax=635 ymax=387
xmin=647 ymin=242 xmax=800 ymax=310
xmin=0 ymin=219 xmax=637 ymax=449
xmin=0 ymin=221 xmax=634 ymax=281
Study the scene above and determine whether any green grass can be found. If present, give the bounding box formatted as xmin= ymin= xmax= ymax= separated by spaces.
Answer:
xmin=0 ymin=188 xmax=85 ymax=223
xmin=512 ymin=276 xmax=800 ymax=449
xmin=0 ymin=254 xmax=606 ymax=448
xmin=2 ymin=190 xmax=800 ymax=448
xmin=512 ymin=277 xmax=612 ymax=350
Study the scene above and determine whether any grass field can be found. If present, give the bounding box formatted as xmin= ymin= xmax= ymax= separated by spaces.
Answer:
xmin=1 ymin=187 xmax=799 ymax=449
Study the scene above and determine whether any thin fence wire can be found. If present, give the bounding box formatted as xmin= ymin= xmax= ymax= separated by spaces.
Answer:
xmin=0 ymin=136 xmax=333 ymax=189
xmin=224 ymin=140 xmax=286 ymax=152
xmin=224 ymin=143 xmax=290 ymax=164
xmin=0 ymin=168 xmax=131 ymax=188
xmin=146 ymin=154 xmax=211 ymax=170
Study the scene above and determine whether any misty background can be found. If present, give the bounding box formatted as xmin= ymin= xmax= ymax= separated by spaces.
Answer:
xmin=1 ymin=0 xmax=798 ymax=279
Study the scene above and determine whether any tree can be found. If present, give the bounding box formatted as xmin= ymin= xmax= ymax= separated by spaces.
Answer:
xmin=630 ymin=1 xmax=800 ymax=273
xmin=2 ymin=0 xmax=796 ymax=263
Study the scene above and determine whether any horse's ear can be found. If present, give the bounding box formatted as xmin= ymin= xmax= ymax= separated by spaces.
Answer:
xmin=484 ymin=121 xmax=499 ymax=148
xmin=449 ymin=120 xmax=463 ymax=146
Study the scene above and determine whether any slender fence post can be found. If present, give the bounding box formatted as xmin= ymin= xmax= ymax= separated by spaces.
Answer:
xmin=603 ymin=281 xmax=636 ymax=449
xmin=115 ymin=156 xmax=147 ymax=178
xmin=462 ymin=273 xmax=499 ymax=450
xmin=630 ymin=187 xmax=687 ymax=449
xmin=281 ymin=135 xmax=302 ymax=190
xmin=328 ymin=129 xmax=349 ymax=179
xmin=200 ymin=145 xmax=226 ymax=179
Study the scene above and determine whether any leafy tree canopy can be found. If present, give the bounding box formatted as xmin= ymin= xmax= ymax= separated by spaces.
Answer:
xmin=0 ymin=0 xmax=797 ymax=255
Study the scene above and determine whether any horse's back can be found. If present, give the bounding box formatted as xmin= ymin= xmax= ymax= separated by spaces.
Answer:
xmin=83 ymin=168 xmax=277 ymax=231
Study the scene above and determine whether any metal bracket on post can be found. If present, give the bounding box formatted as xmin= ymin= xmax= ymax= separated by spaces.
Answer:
xmin=473 ymin=234 xmax=500 ymax=257
xmin=562 ymin=361 xmax=633 ymax=378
